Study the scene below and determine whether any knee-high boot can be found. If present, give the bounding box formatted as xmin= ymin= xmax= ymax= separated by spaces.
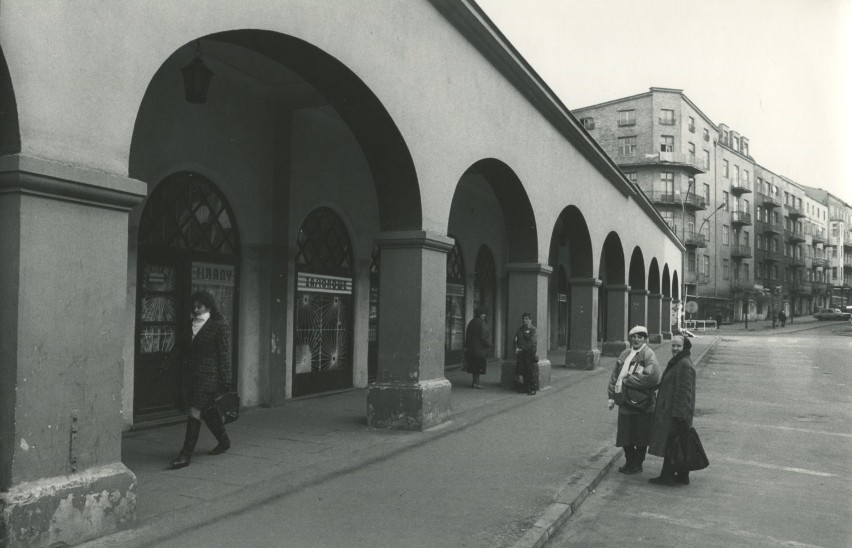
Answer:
xmin=170 ymin=417 xmax=201 ymax=469
xmin=650 ymin=456 xmax=676 ymax=485
xmin=619 ymin=446 xmax=634 ymax=473
xmin=203 ymin=408 xmax=231 ymax=455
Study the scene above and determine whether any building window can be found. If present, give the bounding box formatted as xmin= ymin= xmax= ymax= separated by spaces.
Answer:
xmin=756 ymin=234 xmax=764 ymax=250
xmin=660 ymin=172 xmax=674 ymax=195
xmin=703 ymin=149 xmax=710 ymax=169
xmin=688 ymin=116 xmax=695 ymax=132
xmin=757 ymin=177 xmax=763 ymax=194
xmin=756 ymin=206 xmax=763 ymax=222
xmin=625 ymin=171 xmax=637 ymax=183
xmin=688 ymin=142 xmax=696 ymax=162
xmin=687 ymin=252 xmax=696 ymax=273
xmin=660 ymin=109 xmax=675 ymax=125
xmin=618 ymin=110 xmax=636 ymax=126
xmin=723 ymin=159 xmax=729 ymax=178
xmin=703 ymin=183 xmax=710 ymax=204
xmin=702 ymin=255 xmax=710 ymax=275
xmin=723 ymin=259 xmax=730 ymax=280
xmin=618 ymin=136 xmax=637 ymax=155
xmin=734 ymin=165 xmax=740 ymax=182
xmin=703 ymin=128 xmax=710 ymax=142
xmin=743 ymin=170 xmax=750 ymax=183
xmin=722 ymin=225 xmax=729 ymax=245
xmin=580 ymin=117 xmax=595 ymax=130
xmin=733 ymin=136 xmax=740 ymax=151
xmin=723 ymin=191 xmax=729 ymax=211
xmin=742 ymin=141 xmax=749 ymax=156
xmin=661 ymin=135 xmax=674 ymax=153
xmin=773 ymin=211 xmax=779 ymax=224
xmin=660 ymin=210 xmax=675 ymax=229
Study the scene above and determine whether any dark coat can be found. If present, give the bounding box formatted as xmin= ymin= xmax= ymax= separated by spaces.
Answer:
xmin=464 ymin=317 xmax=491 ymax=358
xmin=608 ymin=345 xmax=661 ymax=447
xmin=187 ymin=317 xmax=232 ymax=409
xmin=649 ymin=349 xmax=696 ymax=457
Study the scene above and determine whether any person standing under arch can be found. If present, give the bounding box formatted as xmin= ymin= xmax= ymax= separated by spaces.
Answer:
xmin=514 ymin=312 xmax=539 ymax=395
xmin=170 ymin=290 xmax=233 ymax=469
xmin=464 ymin=307 xmax=491 ymax=389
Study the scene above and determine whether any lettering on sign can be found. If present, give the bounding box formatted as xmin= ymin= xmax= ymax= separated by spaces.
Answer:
xmin=192 ymin=262 xmax=236 ymax=287
xmin=297 ymin=272 xmax=353 ymax=295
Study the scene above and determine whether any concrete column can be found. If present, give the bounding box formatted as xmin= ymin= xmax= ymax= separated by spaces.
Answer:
xmin=628 ymin=289 xmax=649 ymax=333
xmin=564 ymin=277 xmax=601 ymax=370
xmin=500 ymin=263 xmax=553 ymax=390
xmin=367 ymin=231 xmax=453 ymax=430
xmin=602 ymin=284 xmax=630 ymax=356
xmin=647 ymin=293 xmax=663 ymax=343
xmin=662 ymin=297 xmax=674 ymax=339
xmin=0 ymin=155 xmax=145 ymax=546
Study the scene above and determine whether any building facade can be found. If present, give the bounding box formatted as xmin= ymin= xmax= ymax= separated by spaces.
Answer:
xmin=0 ymin=2 xmax=684 ymax=545
xmin=574 ymin=88 xmax=851 ymax=323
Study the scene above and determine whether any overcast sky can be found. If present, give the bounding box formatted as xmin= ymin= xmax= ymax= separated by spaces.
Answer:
xmin=477 ymin=0 xmax=852 ymax=204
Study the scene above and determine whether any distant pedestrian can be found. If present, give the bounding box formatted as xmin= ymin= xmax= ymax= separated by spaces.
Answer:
xmin=715 ymin=313 xmax=722 ymax=330
xmin=607 ymin=326 xmax=662 ymax=475
xmin=778 ymin=310 xmax=787 ymax=328
xmin=648 ymin=335 xmax=696 ymax=486
xmin=513 ymin=312 xmax=538 ymax=395
xmin=464 ymin=307 xmax=491 ymax=389
xmin=170 ymin=290 xmax=233 ymax=470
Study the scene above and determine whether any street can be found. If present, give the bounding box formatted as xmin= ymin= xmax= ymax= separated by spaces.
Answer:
xmin=548 ymin=322 xmax=852 ymax=547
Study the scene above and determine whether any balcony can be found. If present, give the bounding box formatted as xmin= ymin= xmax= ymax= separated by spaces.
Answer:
xmin=761 ymin=250 xmax=782 ymax=262
xmin=685 ymin=272 xmax=709 ymax=284
xmin=811 ymin=231 xmax=826 ymax=244
xmin=785 ymin=204 xmax=805 ymax=219
xmin=615 ymin=148 xmax=708 ymax=174
xmin=688 ymin=124 xmax=695 ymax=133
xmin=826 ymin=236 xmax=841 ymax=247
xmin=790 ymin=281 xmax=812 ymax=293
xmin=683 ymin=230 xmax=707 ymax=248
xmin=729 ymin=178 xmax=752 ymax=196
xmin=731 ymin=210 xmax=752 ymax=226
xmin=789 ymin=256 xmax=806 ymax=268
xmin=812 ymin=256 xmax=826 ymax=268
xmin=731 ymin=278 xmax=757 ymax=292
xmin=845 ymin=256 xmax=852 ymax=268
xmin=784 ymin=229 xmax=806 ymax=243
xmin=762 ymin=195 xmax=781 ymax=208
xmin=730 ymin=244 xmax=752 ymax=258
xmin=760 ymin=221 xmax=782 ymax=235
xmin=645 ymin=190 xmax=707 ymax=211
xmin=812 ymin=281 xmax=828 ymax=293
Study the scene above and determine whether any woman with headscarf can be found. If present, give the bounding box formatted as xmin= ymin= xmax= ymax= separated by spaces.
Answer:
xmin=648 ymin=334 xmax=697 ymax=485
xmin=170 ymin=290 xmax=233 ymax=469
xmin=607 ymin=325 xmax=662 ymax=474
xmin=464 ymin=306 xmax=491 ymax=389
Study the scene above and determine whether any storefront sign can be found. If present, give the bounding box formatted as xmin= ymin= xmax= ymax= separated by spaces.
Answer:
xmin=192 ymin=262 xmax=236 ymax=287
xmin=298 ymin=272 xmax=353 ymax=294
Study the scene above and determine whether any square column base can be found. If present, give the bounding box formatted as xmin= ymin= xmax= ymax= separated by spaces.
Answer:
xmin=663 ymin=332 xmax=672 ymax=340
xmin=602 ymin=340 xmax=628 ymax=357
xmin=649 ymin=334 xmax=663 ymax=344
xmin=564 ymin=349 xmax=601 ymax=370
xmin=500 ymin=360 xmax=551 ymax=390
xmin=0 ymin=463 xmax=136 ymax=547
xmin=367 ymin=379 xmax=451 ymax=430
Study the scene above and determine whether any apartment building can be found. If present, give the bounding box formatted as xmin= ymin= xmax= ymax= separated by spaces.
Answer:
xmin=574 ymin=87 xmax=851 ymax=321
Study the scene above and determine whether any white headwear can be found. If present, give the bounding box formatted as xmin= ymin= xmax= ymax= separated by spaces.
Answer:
xmin=628 ymin=325 xmax=648 ymax=337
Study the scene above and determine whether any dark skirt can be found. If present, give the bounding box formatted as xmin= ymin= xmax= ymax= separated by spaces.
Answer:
xmin=616 ymin=412 xmax=654 ymax=447
xmin=467 ymin=355 xmax=487 ymax=375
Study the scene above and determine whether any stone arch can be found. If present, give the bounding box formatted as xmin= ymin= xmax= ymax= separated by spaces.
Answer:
xmin=548 ymin=206 xmax=594 ymax=351
xmin=662 ymin=265 xmax=672 ymax=298
xmin=0 ymin=45 xmax=21 ymax=155
xmin=649 ymin=259 xmax=661 ymax=295
xmin=598 ymin=232 xmax=628 ymax=356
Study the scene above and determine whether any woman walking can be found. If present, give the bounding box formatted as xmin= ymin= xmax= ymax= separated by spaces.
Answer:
xmin=648 ymin=335 xmax=696 ymax=485
xmin=464 ymin=307 xmax=491 ymax=389
xmin=607 ymin=325 xmax=661 ymax=474
xmin=170 ymin=290 xmax=233 ymax=469
xmin=514 ymin=312 xmax=538 ymax=395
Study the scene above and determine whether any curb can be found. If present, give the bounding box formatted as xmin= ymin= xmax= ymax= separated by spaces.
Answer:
xmin=512 ymin=338 xmax=720 ymax=548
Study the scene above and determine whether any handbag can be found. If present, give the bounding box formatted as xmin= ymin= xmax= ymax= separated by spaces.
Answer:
xmin=614 ymin=386 xmax=653 ymax=412
xmin=666 ymin=427 xmax=710 ymax=471
xmin=212 ymin=391 xmax=240 ymax=424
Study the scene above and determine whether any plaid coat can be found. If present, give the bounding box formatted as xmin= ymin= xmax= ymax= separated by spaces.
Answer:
xmin=187 ymin=317 xmax=232 ymax=409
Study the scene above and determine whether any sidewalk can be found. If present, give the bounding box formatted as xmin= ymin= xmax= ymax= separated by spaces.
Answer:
xmin=86 ymin=336 xmax=718 ymax=547
xmin=698 ymin=314 xmax=829 ymax=336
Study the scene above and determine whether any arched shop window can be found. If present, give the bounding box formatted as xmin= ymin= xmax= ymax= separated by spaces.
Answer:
xmin=135 ymin=172 xmax=240 ymax=421
xmin=445 ymin=239 xmax=465 ymax=365
xmin=293 ymin=207 xmax=354 ymax=396
xmin=474 ymin=245 xmax=496 ymax=356
xmin=367 ymin=244 xmax=380 ymax=383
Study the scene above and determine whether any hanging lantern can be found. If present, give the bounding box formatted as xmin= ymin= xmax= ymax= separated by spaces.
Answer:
xmin=181 ymin=41 xmax=212 ymax=104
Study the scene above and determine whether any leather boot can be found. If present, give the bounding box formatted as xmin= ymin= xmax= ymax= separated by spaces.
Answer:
xmin=675 ymin=469 xmax=690 ymax=485
xmin=170 ymin=417 xmax=201 ymax=469
xmin=650 ymin=457 xmax=676 ymax=485
xmin=618 ymin=446 xmax=634 ymax=473
xmin=203 ymin=408 xmax=231 ymax=455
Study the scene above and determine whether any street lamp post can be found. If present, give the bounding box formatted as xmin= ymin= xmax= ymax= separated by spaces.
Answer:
xmin=677 ymin=177 xmax=695 ymax=329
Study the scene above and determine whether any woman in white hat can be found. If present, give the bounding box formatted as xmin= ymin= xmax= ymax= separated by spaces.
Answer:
xmin=607 ymin=325 xmax=661 ymax=474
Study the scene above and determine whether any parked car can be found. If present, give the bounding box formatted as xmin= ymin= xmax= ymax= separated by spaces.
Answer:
xmin=813 ymin=308 xmax=852 ymax=321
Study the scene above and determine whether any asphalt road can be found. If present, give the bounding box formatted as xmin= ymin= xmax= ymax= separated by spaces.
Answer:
xmin=548 ymin=322 xmax=852 ymax=547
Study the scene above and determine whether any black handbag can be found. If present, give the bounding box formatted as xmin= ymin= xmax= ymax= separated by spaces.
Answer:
xmin=212 ymin=392 xmax=240 ymax=424
xmin=614 ymin=386 xmax=653 ymax=412
xmin=667 ymin=427 xmax=710 ymax=471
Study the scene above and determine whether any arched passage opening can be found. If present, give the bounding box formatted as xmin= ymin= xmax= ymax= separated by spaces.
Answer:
xmin=0 ymin=46 xmax=21 ymax=155
xmin=598 ymin=232 xmax=627 ymax=356
xmin=446 ymin=158 xmax=537 ymax=365
xmin=128 ymin=30 xmax=422 ymax=411
xmin=628 ymin=247 xmax=646 ymax=329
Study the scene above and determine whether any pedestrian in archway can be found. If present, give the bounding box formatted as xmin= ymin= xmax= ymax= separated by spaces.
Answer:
xmin=170 ymin=290 xmax=233 ymax=469
xmin=607 ymin=326 xmax=661 ymax=474
xmin=464 ymin=307 xmax=491 ymax=389
xmin=778 ymin=309 xmax=787 ymax=328
xmin=648 ymin=335 xmax=696 ymax=486
xmin=514 ymin=312 xmax=538 ymax=395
